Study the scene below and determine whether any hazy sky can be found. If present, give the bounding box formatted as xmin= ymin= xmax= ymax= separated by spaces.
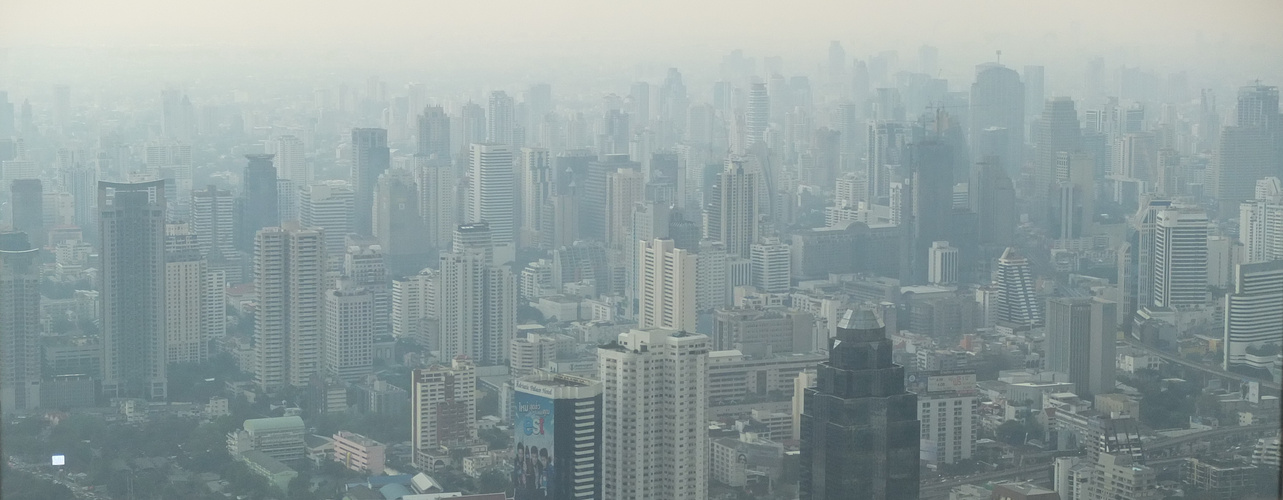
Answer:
xmin=3 ymin=0 xmax=1280 ymax=51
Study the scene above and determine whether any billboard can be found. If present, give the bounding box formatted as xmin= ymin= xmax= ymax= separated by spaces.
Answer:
xmin=514 ymin=391 xmax=555 ymax=500
xmin=927 ymin=371 xmax=977 ymax=393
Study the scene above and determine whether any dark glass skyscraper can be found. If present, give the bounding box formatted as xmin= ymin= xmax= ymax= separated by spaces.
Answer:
xmin=800 ymin=308 xmax=919 ymax=500
xmin=99 ymin=180 xmax=168 ymax=400
xmin=238 ymin=154 xmax=279 ymax=253
xmin=351 ymin=128 xmax=390 ymax=235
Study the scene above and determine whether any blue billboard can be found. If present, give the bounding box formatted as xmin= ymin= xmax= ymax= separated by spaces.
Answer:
xmin=514 ymin=391 xmax=555 ymax=500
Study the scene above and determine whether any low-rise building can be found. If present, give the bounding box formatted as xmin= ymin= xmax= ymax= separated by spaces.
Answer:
xmin=332 ymin=431 xmax=386 ymax=475
xmin=1181 ymin=458 xmax=1260 ymax=500
xmin=227 ymin=416 xmax=306 ymax=463
xmin=237 ymin=450 xmax=297 ymax=492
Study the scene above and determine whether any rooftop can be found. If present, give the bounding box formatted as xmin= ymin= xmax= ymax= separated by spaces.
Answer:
xmin=239 ymin=450 xmax=294 ymax=475
xmin=243 ymin=416 xmax=304 ymax=433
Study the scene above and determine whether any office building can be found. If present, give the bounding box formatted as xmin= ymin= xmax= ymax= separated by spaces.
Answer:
xmin=412 ymin=155 xmax=456 ymax=250
xmin=917 ymin=389 xmax=978 ymax=465
xmin=1058 ymin=453 xmax=1160 ymax=500
xmin=1240 ymin=177 xmax=1283 ymax=264
xmin=867 ymin=121 xmax=909 ymax=202
xmin=487 ymin=91 xmax=516 ymax=145
xmin=1046 ymin=297 xmax=1118 ymax=400
xmin=1224 ymin=261 xmax=1283 ymax=370
xmin=1153 ymin=207 xmax=1208 ymax=309
xmin=392 ymin=269 xmax=435 ymax=342
xmin=928 ymin=241 xmax=959 ymax=285
xmin=750 ymin=238 xmax=791 ymax=293
xmin=711 ymin=307 xmax=813 ymax=357
xmin=520 ymin=147 xmax=553 ymax=249
xmin=417 ymin=105 xmax=451 ymax=160
xmin=599 ymin=328 xmax=709 ymax=500
xmin=227 ymin=416 xmax=306 ymax=463
xmin=164 ymin=223 xmax=223 ymax=364
xmin=239 ymin=154 xmax=279 ymax=253
xmin=0 ymin=232 xmax=41 ymax=412
xmin=253 ymin=226 xmax=326 ymax=391
xmin=99 ymin=180 xmax=168 ymax=400
xmin=605 ymin=168 xmax=644 ymax=252
xmin=908 ymin=140 xmax=955 ymax=285
xmin=300 ymin=180 xmax=355 ymax=269
xmin=192 ymin=184 xmax=237 ymax=257
xmin=331 ymin=431 xmax=387 ymax=475
xmin=10 ymin=179 xmax=44 ymax=247
xmin=466 ymin=143 xmax=516 ymax=250
xmin=1033 ymin=98 xmax=1081 ymax=208
xmin=636 ymin=238 xmax=697 ymax=332
xmin=373 ymin=168 xmax=428 ymax=272
xmin=995 ymin=247 xmax=1041 ymax=329
xmin=704 ymin=157 xmax=760 ymax=258
xmin=351 ymin=128 xmax=390 ymax=236
xmin=970 ymin=63 xmax=1025 ymax=174
xmin=1210 ymin=127 xmax=1274 ymax=211
xmin=412 ymin=357 xmax=477 ymax=468
xmin=324 ymin=282 xmax=375 ymax=382
xmin=971 ymin=158 xmax=1016 ymax=248
xmin=799 ymin=309 xmax=919 ymax=500
xmin=512 ymin=373 xmax=603 ymax=500
xmin=343 ymin=237 xmax=389 ymax=336
xmin=509 ymin=330 xmax=557 ymax=377
xmin=437 ymin=223 xmax=516 ymax=365
xmin=274 ymin=135 xmax=307 ymax=184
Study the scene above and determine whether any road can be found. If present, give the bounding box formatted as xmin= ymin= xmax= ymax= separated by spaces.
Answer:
xmin=1121 ymin=338 xmax=1282 ymax=392
xmin=6 ymin=458 xmax=105 ymax=500
xmin=918 ymin=424 xmax=1278 ymax=499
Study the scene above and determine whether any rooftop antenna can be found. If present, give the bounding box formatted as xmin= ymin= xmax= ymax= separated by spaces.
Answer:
xmin=996 ymin=50 xmax=1002 ymax=64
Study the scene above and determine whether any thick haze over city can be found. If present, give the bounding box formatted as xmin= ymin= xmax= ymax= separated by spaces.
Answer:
xmin=1 ymin=1 xmax=1282 ymax=500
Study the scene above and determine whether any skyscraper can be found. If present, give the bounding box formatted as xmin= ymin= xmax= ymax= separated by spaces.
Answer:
xmin=10 ymin=179 xmax=44 ymax=247
xmin=750 ymin=237 xmax=791 ymax=293
xmin=995 ymin=247 xmax=1041 ymax=328
xmin=599 ymin=328 xmax=708 ymax=500
xmin=512 ymin=373 xmax=603 ymax=500
xmin=300 ymin=180 xmax=355 ymax=270
xmin=799 ymin=309 xmax=919 ymax=500
xmin=704 ymin=157 xmax=760 ymax=258
xmin=1240 ymin=177 xmax=1283 ymax=263
xmin=909 ymin=140 xmax=954 ymax=285
xmin=163 ymin=223 xmax=221 ymax=364
xmin=1210 ymin=126 xmax=1274 ymax=211
xmin=866 ymin=121 xmax=909 ymax=202
xmin=437 ymin=224 xmax=516 ymax=365
xmin=0 ymin=232 xmax=41 ymax=412
xmin=519 ymin=147 xmax=553 ymax=249
xmin=970 ymin=157 xmax=1016 ymax=249
xmin=466 ymin=143 xmax=516 ymax=251
xmin=636 ymin=238 xmax=696 ymax=332
xmin=351 ymin=128 xmax=390 ymax=236
xmin=99 ymin=180 xmax=168 ymax=400
xmin=928 ymin=241 xmax=959 ymax=285
xmin=414 ymin=155 xmax=456 ymax=250
xmin=324 ymin=283 xmax=374 ymax=382
xmin=605 ymin=167 xmax=644 ymax=252
xmin=192 ymin=185 xmax=236 ymax=257
xmin=970 ymin=63 xmax=1025 ymax=175
xmin=746 ymin=81 xmax=770 ymax=148
xmin=412 ymin=357 xmax=477 ymax=469
xmin=373 ymin=168 xmax=428 ymax=273
xmin=488 ymin=91 xmax=516 ymax=145
xmin=1223 ymin=260 xmax=1283 ymax=370
xmin=238 ymin=154 xmax=279 ymax=253
xmin=1023 ymin=65 xmax=1045 ymax=120
xmin=274 ymin=135 xmax=307 ymax=184
xmin=1033 ymin=97 xmax=1082 ymax=207
xmin=417 ymin=105 xmax=452 ymax=160
xmin=253 ymin=226 xmax=325 ymax=391
xmin=1153 ymin=207 xmax=1208 ymax=309
xmin=1046 ymin=297 xmax=1118 ymax=400
xmin=343 ymin=236 xmax=390 ymax=338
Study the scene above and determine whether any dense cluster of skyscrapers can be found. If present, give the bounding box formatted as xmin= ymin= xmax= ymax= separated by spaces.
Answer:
xmin=1 ymin=39 xmax=1281 ymax=500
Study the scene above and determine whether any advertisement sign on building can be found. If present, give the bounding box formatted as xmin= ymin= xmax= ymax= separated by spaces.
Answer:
xmin=514 ymin=391 xmax=555 ymax=500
